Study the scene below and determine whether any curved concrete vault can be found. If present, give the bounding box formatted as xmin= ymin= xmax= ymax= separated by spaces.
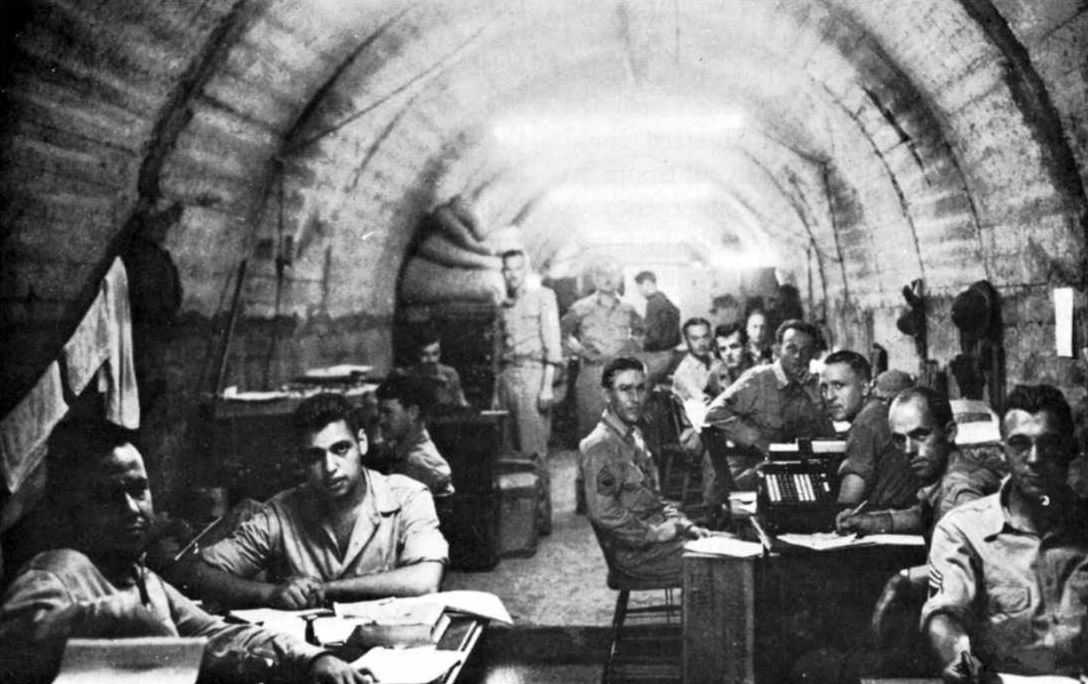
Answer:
xmin=2 ymin=0 xmax=1086 ymax=415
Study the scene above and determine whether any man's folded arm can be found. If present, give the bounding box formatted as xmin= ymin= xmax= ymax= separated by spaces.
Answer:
xmin=322 ymin=561 xmax=444 ymax=602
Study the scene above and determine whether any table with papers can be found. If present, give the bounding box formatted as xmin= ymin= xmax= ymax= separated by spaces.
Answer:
xmin=683 ymin=535 xmax=925 ymax=683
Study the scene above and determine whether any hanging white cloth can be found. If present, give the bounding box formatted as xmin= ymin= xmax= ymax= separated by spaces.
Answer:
xmin=0 ymin=362 xmax=68 ymax=492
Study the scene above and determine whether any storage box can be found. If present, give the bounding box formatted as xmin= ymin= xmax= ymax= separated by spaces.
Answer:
xmin=497 ymin=470 xmax=540 ymax=558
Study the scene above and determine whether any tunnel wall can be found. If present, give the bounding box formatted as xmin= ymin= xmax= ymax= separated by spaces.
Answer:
xmin=1 ymin=0 xmax=1086 ymax=507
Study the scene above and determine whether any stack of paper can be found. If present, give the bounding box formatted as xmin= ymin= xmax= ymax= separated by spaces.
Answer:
xmin=55 ymin=638 xmax=207 ymax=684
xmin=334 ymin=590 xmax=512 ymax=625
xmin=351 ymin=646 xmax=462 ymax=684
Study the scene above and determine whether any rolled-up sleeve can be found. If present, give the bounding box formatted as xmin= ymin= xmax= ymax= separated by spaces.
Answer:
xmin=838 ymin=418 xmax=879 ymax=482
xmin=705 ymin=373 xmax=765 ymax=450
xmin=920 ymin=517 xmax=980 ymax=631
xmin=540 ymin=289 xmax=563 ymax=366
xmin=397 ymin=486 xmax=449 ymax=566
xmin=199 ymin=505 xmax=281 ymax=578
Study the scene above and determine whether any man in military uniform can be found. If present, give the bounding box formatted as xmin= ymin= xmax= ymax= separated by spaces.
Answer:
xmin=581 ymin=357 xmax=710 ymax=583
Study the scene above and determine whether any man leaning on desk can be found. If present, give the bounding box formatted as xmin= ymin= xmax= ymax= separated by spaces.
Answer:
xmin=190 ymin=392 xmax=448 ymax=610
xmin=0 ymin=419 xmax=367 ymax=683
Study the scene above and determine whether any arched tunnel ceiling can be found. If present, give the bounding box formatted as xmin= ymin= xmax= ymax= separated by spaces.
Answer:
xmin=1 ymin=0 xmax=1086 ymax=397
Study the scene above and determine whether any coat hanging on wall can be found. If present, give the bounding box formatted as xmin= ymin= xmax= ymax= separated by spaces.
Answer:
xmin=949 ymin=280 xmax=1005 ymax=410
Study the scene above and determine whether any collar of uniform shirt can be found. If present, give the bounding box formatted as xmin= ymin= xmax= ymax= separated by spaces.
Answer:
xmin=772 ymin=359 xmax=813 ymax=388
xmin=601 ymin=409 xmax=640 ymax=444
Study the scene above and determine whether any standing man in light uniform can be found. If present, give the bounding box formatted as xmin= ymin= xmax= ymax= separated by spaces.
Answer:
xmin=495 ymin=249 xmax=562 ymax=530
xmin=562 ymin=258 xmax=646 ymax=440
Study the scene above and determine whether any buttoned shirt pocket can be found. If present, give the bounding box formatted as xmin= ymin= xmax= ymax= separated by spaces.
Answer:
xmin=985 ymin=582 xmax=1031 ymax=621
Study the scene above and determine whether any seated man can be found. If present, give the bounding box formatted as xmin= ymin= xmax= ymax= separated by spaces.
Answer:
xmin=671 ymin=317 xmax=728 ymax=525
xmin=923 ymin=384 xmax=1088 ymax=680
xmin=821 ymin=354 xmax=918 ymax=510
xmin=0 ymin=420 xmax=364 ymax=684
xmin=376 ymin=374 xmax=454 ymax=497
xmin=582 ymin=357 xmax=710 ymax=584
xmin=406 ymin=331 xmax=469 ymax=410
xmin=706 ymin=319 xmax=835 ymax=487
xmin=836 ymin=387 xmax=1004 ymax=539
xmin=713 ymin=322 xmax=755 ymax=388
xmin=191 ymin=392 xmax=447 ymax=609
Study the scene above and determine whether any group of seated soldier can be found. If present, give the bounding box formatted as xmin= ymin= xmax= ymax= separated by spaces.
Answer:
xmin=585 ymin=309 xmax=1088 ymax=681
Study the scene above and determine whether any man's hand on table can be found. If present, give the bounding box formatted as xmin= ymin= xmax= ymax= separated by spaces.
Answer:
xmin=310 ymin=654 xmax=374 ymax=683
xmin=940 ymin=649 xmax=985 ymax=684
xmin=267 ymin=576 xmax=325 ymax=610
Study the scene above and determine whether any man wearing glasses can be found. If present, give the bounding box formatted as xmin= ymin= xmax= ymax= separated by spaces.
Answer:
xmin=190 ymin=393 xmax=447 ymax=609
xmin=923 ymin=384 xmax=1088 ymax=681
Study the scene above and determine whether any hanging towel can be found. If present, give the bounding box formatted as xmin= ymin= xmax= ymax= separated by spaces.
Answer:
xmin=96 ymin=258 xmax=140 ymax=429
xmin=62 ymin=287 xmax=110 ymax=396
xmin=0 ymin=362 xmax=68 ymax=492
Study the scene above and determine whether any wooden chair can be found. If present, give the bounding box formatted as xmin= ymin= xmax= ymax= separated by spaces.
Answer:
xmin=590 ymin=524 xmax=682 ymax=684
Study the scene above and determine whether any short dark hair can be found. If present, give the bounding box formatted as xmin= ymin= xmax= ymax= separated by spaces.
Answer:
xmin=49 ymin=419 xmax=141 ymax=502
xmin=775 ymin=318 xmax=820 ymax=345
xmin=682 ymin=317 xmax=711 ymax=338
xmin=500 ymin=249 xmax=526 ymax=262
xmin=634 ymin=271 xmax=656 ymax=284
xmin=601 ymin=356 xmax=646 ymax=389
xmin=293 ymin=392 xmax=360 ymax=439
xmin=822 ymin=350 xmax=872 ymax=382
xmin=1004 ymin=384 xmax=1074 ymax=439
xmin=714 ymin=322 xmax=747 ymax=345
xmin=376 ymin=372 xmax=434 ymax=417
xmin=415 ymin=327 xmax=441 ymax=351
xmin=892 ymin=386 xmax=953 ymax=432
xmin=711 ymin=294 xmax=739 ymax=310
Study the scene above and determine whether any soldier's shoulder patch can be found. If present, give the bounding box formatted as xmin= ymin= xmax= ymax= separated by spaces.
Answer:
xmin=596 ymin=465 xmax=619 ymax=494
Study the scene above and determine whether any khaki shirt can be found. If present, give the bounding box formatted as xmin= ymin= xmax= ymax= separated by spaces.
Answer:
xmin=705 ymin=360 xmax=834 ymax=453
xmin=561 ymin=293 xmax=645 ymax=361
xmin=580 ymin=409 xmax=687 ymax=550
xmin=672 ymin=352 xmax=724 ymax=404
xmin=922 ymin=482 xmax=1088 ymax=676
xmin=0 ymin=549 xmax=324 ymax=682
xmin=200 ymin=470 xmax=448 ymax=583
xmin=498 ymin=286 xmax=563 ymax=366
xmin=392 ymin=427 xmax=454 ymax=497
xmin=408 ymin=363 xmax=468 ymax=407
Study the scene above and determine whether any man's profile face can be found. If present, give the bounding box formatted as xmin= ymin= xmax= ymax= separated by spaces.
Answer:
xmin=299 ymin=419 xmax=365 ymax=501
xmin=1003 ymin=409 xmax=1071 ymax=502
xmin=889 ymin=397 xmax=949 ymax=485
xmin=746 ymin=312 xmax=767 ymax=344
xmin=636 ymin=280 xmax=654 ymax=299
xmin=79 ymin=443 xmax=154 ymax=559
xmin=820 ymin=362 xmax=868 ymax=422
xmin=778 ymin=328 xmax=816 ymax=382
xmin=501 ymin=254 xmax=527 ymax=293
xmin=418 ymin=341 xmax=441 ymax=367
xmin=717 ymin=332 xmax=746 ymax=370
xmin=604 ymin=368 xmax=646 ymax=426
xmin=684 ymin=323 xmax=712 ymax=360
xmin=378 ymin=398 xmax=415 ymax=443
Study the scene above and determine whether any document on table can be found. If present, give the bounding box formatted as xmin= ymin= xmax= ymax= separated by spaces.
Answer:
xmin=775 ymin=532 xmax=924 ymax=551
xmin=334 ymin=590 xmax=512 ymax=624
xmin=227 ymin=607 xmax=331 ymax=642
xmin=55 ymin=637 xmax=206 ymax=684
xmin=351 ymin=646 xmax=463 ymax=684
xmin=998 ymin=675 xmax=1082 ymax=683
xmin=684 ymin=536 xmax=764 ymax=558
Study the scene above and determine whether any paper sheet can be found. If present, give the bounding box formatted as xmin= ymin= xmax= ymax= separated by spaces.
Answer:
xmin=335 ymin=591 xmax=512 ymax=625
xmin=351 ymin=646 xmax=462 ymax=684
xmin=55 ymin=637 xmax=206 ymax=684
xmin=684 ymin=536 xmax=764 ymax=558
xmin=1054 ymin=287 xmax=1074 ymax=357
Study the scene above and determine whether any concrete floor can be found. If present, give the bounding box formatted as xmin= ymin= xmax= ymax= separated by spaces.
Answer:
xmin=443 ymin=450 xmax=681 ymax=684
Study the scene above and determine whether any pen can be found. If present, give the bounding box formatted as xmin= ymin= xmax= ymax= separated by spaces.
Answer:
xmin=135 ymin=563 xmax=150 ymax=607
xmin=849 ymin=499 xmax=869 ymax=517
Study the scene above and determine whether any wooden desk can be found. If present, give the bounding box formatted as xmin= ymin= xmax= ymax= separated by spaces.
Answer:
xmin=683 ymin=545 xmax=924 ymax=684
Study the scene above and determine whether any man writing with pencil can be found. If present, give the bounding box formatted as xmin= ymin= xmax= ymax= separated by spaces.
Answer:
xmin=0 ymin=419 xmax=368 ymax=683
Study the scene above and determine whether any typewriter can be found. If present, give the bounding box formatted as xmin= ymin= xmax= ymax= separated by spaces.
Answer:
xmin=756 ymin=439 xmax=845 ymax=533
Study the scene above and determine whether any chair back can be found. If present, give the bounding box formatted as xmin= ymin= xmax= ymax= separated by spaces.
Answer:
xmin=589 ymin=521 xmax=679 ymax=591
